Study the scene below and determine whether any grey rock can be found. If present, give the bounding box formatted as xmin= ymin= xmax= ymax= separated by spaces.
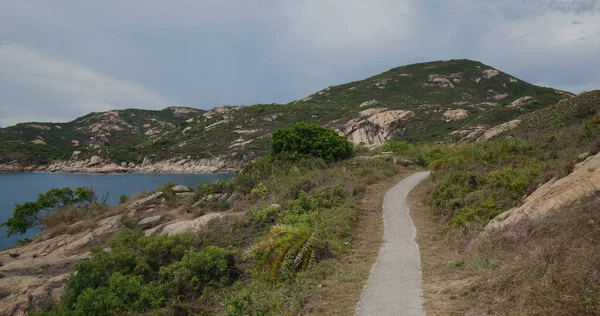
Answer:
xmin=218 ymin=193 xmax=230 ymax=201
xmin=127 ymin=192 xmax=164 ymax=209
xmin=138 ymin=215 xmax=162 ymax=228
xmin=226 ymin=192 xmax=241 ymax=203
xmin=87 ymin=155 xmax=103 ymax=167
xmin=190 ymin=200 xmax=202 ymax=208
xmin=270 ymin=204 xmax=281 ymax=210
xmin=171 ymin=185 xmax=191 ymax=193
xmin=175 ymin=192 xmax=193 ymax=199
xmin=8 ymin=251 xmax=19 ymax=258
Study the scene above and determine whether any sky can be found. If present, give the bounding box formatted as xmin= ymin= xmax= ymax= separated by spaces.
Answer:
xmin=1 ymin=0 xmax=599 ymax=127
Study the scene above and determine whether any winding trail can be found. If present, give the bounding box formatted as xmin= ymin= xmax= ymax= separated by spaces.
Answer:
xmin=355 ymin=172 xmax=430 ymax=316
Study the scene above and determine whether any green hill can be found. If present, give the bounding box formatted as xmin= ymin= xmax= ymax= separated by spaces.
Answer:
xmin=0 ymin=59 xmax=573 ymax=168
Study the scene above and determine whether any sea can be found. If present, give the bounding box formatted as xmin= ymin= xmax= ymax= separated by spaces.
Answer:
xmin=0 ymin=172 xmax=234 ymax=250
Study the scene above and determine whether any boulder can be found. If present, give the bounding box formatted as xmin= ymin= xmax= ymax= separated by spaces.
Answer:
xmin=171 ymin=185 xmax=191 ymax=193
xmin=8 ymin=252 xmax=19 ymax=258
xmin=486 ymin=152 xmax=600 ymax=232
xmin=226 ymin=193 xmax=241 ymax=203
xmin=87 ymin=155 xmax=103 ymax=167
xmin=127 ymin=192 xmax=164 ymax=209
xmin=476 ymin=120 xmax=521 ymax=142
xmin=138 ymin=216 xmax=162 ymax=229
xmin=159 ymin=213 xmax=223 ymax=235
xmin=175 ymin=192 xmax=193 ymax=199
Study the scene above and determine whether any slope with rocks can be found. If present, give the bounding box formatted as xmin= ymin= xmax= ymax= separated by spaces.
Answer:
xmin=0 ymin=59 xmax=573 ymax=173
xmin=0 ymin=107 xmax=204 ymax=166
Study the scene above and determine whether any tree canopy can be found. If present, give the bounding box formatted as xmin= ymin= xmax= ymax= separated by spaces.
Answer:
xmin=1 ymin=187 xmax=96 ymax=237
xmin=270 ymin=123 xmax=354 ymax=163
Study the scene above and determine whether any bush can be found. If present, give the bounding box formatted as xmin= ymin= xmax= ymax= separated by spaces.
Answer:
xmin=270 ymin=123 xmax=353 ymax=163
xmin=45 ymin=229 xmax=233 ymax=315
xmin=1 ymin=187 xmax=99 ymax=237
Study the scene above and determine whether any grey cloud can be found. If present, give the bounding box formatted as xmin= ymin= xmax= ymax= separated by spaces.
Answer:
xmin=0 ymin=0 xmax=599 ymax=126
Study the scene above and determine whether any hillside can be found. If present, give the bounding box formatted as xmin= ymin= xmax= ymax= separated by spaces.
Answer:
xmin=0 ymin=59 xmax=574 ymax=172
xmin=395 ymin=91 xmax=600 ymax=315
xmin=0 ymin=107 xmax=203 ymax=165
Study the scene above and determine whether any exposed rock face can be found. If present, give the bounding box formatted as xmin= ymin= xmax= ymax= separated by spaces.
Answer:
xmin=476 ymin=119 xmax=521 ymax=142
xmin=144 ymin=213 xmax=223 ymax=236
xmin=171 ymin=185 xmax=191 ymax=193
xmin=423 ymin=74 xmax=457 ymax=88
xmin=486 ymin=153 xmax=600 ymax=232
xmin=443 ymin=109 xmax=469 ymax=121
xmin=30 ymin=139 xmax=46 ymax=145
xmin=338 ymin=109 xmax=415 ymax=146
xmin=0 ymin=155 xmax=246 ymax=174
xmin=0 ymin=214 xmax=124 ymax=315
xmin=138 ymin=215 xmax=162 ymax=229
xmin=481 ymin=68 xmax=499 ymax=79
xmin=508 ymin=96 xmax=534 ymax=108
xmin=0 ymin=191 xmax=236 ymax=315
xmin=128 ymin=192 xmax=164 ymax=209
xmin=450 ymin=125 xmax=488 ymax=142
xmin=359 ymin=100 xmax=378 ymax=108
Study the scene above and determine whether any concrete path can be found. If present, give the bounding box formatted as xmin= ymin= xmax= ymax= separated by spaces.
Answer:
xmin=355 ymin=172 xmax=430 ymax=316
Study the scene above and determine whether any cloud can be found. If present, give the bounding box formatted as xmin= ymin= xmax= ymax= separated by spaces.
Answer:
xmin=0 ymin=43 xmax=170 ymax=126
xmin=0 ymin=0 xmax=599 ymax=126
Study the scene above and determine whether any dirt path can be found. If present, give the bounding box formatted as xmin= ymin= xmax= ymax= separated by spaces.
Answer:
xmin=354 ymin=172 xmax=430 ymax=316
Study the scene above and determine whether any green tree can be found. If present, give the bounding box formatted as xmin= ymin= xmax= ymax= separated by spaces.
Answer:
xmin=270 ymin=123 xmax=353 ymax=163
xmin=1 ymin=187 xmax=96 ymax=237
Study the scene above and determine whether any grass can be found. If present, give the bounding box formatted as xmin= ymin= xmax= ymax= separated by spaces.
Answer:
xmin=28 ymin=152 xmax=416 ymax=315
xmin=410 ymin=179 xmax=600 ymax=315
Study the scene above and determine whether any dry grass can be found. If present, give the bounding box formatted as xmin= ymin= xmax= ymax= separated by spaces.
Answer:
xmin=410 ymin=179 xmax=600 ymax=315
xmin=298 ymin=170 xmax=414 ymax=315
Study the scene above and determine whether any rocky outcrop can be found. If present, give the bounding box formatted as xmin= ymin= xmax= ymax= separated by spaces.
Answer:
xmin=144 ymin=213 xmax=223 ymax=236
xmin=0 ymin=214 xmax=124 ymax=315
xmin=486 ymin=152 xmax=600 ymax=232
xmin=443 ymin=109 xmax=469 ymax=121
xmin=476 ymin=119 xmax=521 ymax=142
xmin=128 ymin=192 xmax=164 ymax=209
xmin=508 ymin=96 xmax=534 ymax=108
xmin=0 ymin=185 xmax=236 ymax=315
xmin=450 ymin=125 xmax=488 ymax=142
xmin=359 ymin=100 xmax=378 ymax=108
xmin=0 ymin=154 xmax=248 ymax=174
xmin=338 ymin=109 xmax=415 ymax=147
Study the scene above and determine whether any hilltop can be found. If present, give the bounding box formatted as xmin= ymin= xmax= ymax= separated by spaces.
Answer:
xmin=0 ymin=59 xmax=574 ymax=173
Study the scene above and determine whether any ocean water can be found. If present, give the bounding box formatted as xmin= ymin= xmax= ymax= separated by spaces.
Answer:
xmin=0 ymin=172 xmax=234 ymax=250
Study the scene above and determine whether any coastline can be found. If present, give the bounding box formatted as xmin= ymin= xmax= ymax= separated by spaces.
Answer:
xmin=0 ymin=157 xmax=245 ymax=175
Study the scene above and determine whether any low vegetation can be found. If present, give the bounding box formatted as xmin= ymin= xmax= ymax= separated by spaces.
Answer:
xmin=25 ymin=125 xmax=412 ymax=315
xmin=404 ymin=91 xmax=600 ymax=315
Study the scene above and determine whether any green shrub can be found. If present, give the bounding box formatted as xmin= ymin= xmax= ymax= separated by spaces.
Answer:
xmin=160 ymin=247 xmax=233 ymax=295
xmin=270 ymin=123 xmax=353 ymax=163
xmin=250 ymin=182 xmax=269 ymax=200
xmin=244 ymin=224 xmax=317 ymax=281
xmin=118 ymin=194 xmax=128 ymax=205
xmin=48 ymin=229 xmax=232 ymax=315
xmin=1 ymin=187 xmax=98 ymax=237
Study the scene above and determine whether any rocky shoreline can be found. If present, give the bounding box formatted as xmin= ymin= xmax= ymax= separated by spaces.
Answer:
xmin=0 ymin=155 xmax=245 ymax=174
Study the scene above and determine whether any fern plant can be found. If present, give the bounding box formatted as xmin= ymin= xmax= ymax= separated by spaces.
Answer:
xmin=244 ymin=224 xmax=317 ymax=281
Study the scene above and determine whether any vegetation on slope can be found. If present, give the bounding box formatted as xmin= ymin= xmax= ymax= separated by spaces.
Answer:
xmin=29 ymin=125 xmax=411 ymax=315
xmin=0 ymin=59 xmax=572 ymax=166
xmin=402 ymin=90 xmax=600 ymax=314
